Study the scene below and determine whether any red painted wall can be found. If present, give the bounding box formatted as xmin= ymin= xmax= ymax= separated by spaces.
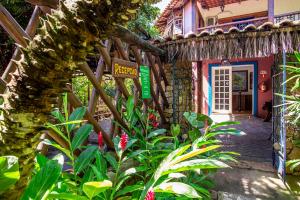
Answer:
xmin=200 ymin=56 xmax=274 ymax=118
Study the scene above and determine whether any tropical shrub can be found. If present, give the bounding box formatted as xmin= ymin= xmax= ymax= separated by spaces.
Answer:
xmin=0 ymin=156 xmax=20 ymax=194
xmin=284 ymin=52 xmax=300 ymax=172
xmin=11 ymin=94 xmax=244 ymax=199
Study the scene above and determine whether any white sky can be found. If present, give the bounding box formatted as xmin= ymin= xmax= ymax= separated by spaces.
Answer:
xmin=154 ymin=0 xmax=171 ymax=13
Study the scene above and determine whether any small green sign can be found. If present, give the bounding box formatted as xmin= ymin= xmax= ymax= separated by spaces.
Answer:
xmin=140 ymin=65 xmax=151 ymax=99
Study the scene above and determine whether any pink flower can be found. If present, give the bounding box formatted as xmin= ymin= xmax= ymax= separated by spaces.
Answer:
xmin=145 ymin=189 xmax=155 ymax=200
xmin=152 ymin=121 xmax=159 ymax=128
xmin=120 ymin=133 xmax=128 ymax=151
xmin=98 ymin=132 xmax=104 ymax=149
xmin=148 ymin=114 xmax=156 ymax=121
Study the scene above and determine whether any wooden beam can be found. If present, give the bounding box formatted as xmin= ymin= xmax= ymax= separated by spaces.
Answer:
xmin=131 ymin=48 xmax=167 ymax=124
xmin=78 ymin=62 xmax=129 ymax=130
xmin=156 ymin=56 xmax=169 ymax=86
xmin=146 ymin=52 xmax=169 ymax=108
xmin=1 ymin=6 xmax=41 ymax=93
xmin=0 ymin=4 xmax=30 ymax=47
xmin=88 ymin=41 xmax=112 ymax=116
xmin=113 ymin=38 xmax=143 ymax=94
xmin=68 ymin=91 xmax=114 ymax=149
xmin=97 ymin=44 xmax=130 ymax=99
xmin=26 ymin=0 xmax=58 ymax=8
xmin=113 ymin=25 xmax=165 ymax=56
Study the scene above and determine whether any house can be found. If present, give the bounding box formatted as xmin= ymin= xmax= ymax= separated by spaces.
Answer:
xmin=155 ymin=0 xmax=300 ymax=178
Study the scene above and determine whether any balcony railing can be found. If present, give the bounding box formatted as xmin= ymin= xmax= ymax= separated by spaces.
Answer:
xmin=197 ymin=17 xmax=269 ymax=34
xmin=196 ymin=11 xmax=300 ymax=34
xmin=275 ymin=11 xmax=300 ymax=24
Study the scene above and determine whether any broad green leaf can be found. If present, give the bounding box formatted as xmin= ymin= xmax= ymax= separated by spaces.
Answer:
xmin=95 ymin=151 xmax=107 ymax=180
xmin=48 ymin=193 xmax=88 ymax=200
xmin=67 ymin=107 xmax=86 ymax=132
xmin=163 ymin=159 xmax=229 ymax=175
xmin=205 ymin=129 xmax=246 ymax=139
xmin=115 ymin=184 xmax=143 ymax=197
xmin=21 ymin=159 xmax=62 ymax=200
xmin=170 ymin=145 xmax=221 ymax=165
xmin=45 ymin=123 xmax=69 ymax=143
xmin=171 ymin=124 xmax=181 ymax=137
xmin=183 ymin=112 xmax=204 ymax=129
xmin=51 ymin=109 xmax=65 ymax=123
xmin=0 ymin=156 xmax=20 ymax=193
xmin=74 ymin=146 xmax=98 ymax=174
xmin=83 ymin=181 xmax=112 ymax=199
xmin=126 ymin=96 xmax=135 ymax=121
xmin=155 ymin=182 xmax=200 ymax=198
xmin=118 ymin=166 xmax=147 ymax=180
xmin=43 ymin=139 xmax=72 ymax=160
xmin=154 ymin=145 xmax=190 ymax=181
xmin=36 ymin=154 xmax=48 ymax=169
xmin=209 ymin=121 xmax=240 ymax=130
xmin=71 ymin=124 xmax=93 ymax=151
xmin=104 ymin=153 xmax=118 ymax=171
xmin=147 ymin=129 xmax=166 ymax=139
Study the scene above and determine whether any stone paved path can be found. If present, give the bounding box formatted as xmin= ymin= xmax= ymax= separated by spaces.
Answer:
xmin=210 ymin=115 xmax=299 ymax=200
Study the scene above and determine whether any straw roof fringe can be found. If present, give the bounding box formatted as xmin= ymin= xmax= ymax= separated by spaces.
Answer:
xmin=157 ymin=21 xmax=300 ymax=62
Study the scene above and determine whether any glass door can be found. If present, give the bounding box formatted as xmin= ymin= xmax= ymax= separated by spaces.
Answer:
xmin=212 ymin=67 xmax=232 ymax=114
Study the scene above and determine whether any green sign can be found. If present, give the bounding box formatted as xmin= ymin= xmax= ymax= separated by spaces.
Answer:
xmin=140 ymin=65 xmax=151 ymax=99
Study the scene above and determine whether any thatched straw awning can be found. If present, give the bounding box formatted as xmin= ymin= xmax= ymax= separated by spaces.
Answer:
xmin=155 ymin=20 xmax=300 ymax=62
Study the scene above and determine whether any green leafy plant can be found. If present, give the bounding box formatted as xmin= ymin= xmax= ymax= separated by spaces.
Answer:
xmin=18 ymin=94 xmax=244 ymax=199
xmin=278 ymin=52 xmax=300 ymax=173
xmin=0 ymin=156 xmax=20 ymax=194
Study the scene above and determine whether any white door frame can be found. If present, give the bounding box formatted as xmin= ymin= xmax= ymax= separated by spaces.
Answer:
xmin=212 ymin=66 xmax=232 ymax=114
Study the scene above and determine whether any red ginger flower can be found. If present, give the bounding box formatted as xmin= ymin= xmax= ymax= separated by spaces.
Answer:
xmin=152 ymin=121 xmax=159 ymax=128
xmin=145 ymin=189 xmax=155 ymax=200
xmin=120 ymin=133 xmax=128 ymax=151
xmin=98 ymin=132 xmax=104 ymax=149
xmin=148 ymin=113 xmax=156 ymax=121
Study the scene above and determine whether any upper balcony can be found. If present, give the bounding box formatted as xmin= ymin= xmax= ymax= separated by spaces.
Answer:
xmin=197 ymin=11 xmax=300 ymax=34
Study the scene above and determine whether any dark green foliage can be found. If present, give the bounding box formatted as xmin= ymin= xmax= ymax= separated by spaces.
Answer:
xmin=127 ymin=3 xmax=160 ymax=39
xmin=0 ymin=0 xmax=33 ymax=72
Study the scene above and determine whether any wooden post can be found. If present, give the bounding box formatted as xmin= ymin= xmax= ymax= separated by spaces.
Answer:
xmin=97 ymin=44 xmax=130 ymax=99
xmin=268 ymin=0 xmax=274 ymax=23
xmin=146 ymin=52 xmax=169 ymax=108
xmin=131 ymin=48 xmax=167 ymax=124
xmin=156 ymin=56 xmax=169 ymax=86
xmin=192 ymin=61 xmax=201 ymax=113
xmin=0 ymin=4 xmax=31 ymax=47
xmin=1 ymin=6 xmax=41 ymax=93
xmin=78 ymin=62 xmax=129 ymax=130
xmin=88 ymin=41 xmax=112 ymax=115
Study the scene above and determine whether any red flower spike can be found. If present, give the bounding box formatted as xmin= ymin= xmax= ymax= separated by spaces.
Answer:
xmin=152 ymin=121 xmax=159 ymax=128
xmin=145 ymin=189 xmax=155 ymax=200
xmin=148 ymin=114 xmax=156 ymax=121
xmin=98 ymin=132 xmax=104 ymax=149
xmin=120 ymin=133 xmax=128 ymax=151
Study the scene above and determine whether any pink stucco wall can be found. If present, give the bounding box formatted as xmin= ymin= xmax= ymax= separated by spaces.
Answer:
xmin=200 ymin=56 xmax=274 ymax=118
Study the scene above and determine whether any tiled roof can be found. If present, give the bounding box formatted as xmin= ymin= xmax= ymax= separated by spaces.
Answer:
xmin=200 ymin=0 xmax=247 ymax=9
xmin=154 ymin=20 xmax=300 ymax=44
